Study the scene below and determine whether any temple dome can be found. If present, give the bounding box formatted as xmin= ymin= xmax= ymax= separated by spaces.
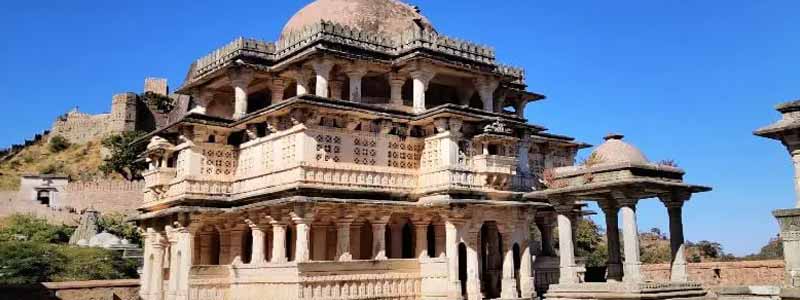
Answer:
xmin=280 ymin=0 xmax=436 ymax=40
xmin=590 ymin=134 xmax=649 ymax=165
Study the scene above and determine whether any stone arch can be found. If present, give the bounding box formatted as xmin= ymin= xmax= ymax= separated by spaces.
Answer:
xmin=425 ymin=74 xmax=461 ymax=109
xmin=247 ymin=88 xmax=272 ymax=113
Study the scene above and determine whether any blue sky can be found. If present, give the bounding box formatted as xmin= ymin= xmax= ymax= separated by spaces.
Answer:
xmin=1 ymin=0 xmax=798 ymax=255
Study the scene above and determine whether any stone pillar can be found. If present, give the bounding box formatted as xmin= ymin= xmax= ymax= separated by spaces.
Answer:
xmin=519 ymin=237 xmax=535 ymax=300
xmin=414 ymin=223 xmax=429 ymax=259
xmin=271 ymin=78 xmax=286 ymax=103
xmin=190 ymin=90 xmax=214 ymax=115
xmin=372 ymin=222 xmax=388 ymax=260
xmin=346 ymin=68 xmax=367 ymax=102
xmin=775 ymin=208 xmax=800 ymax=287
xmin=539 ymin=215 xmax=557 ymax=256
xmin=390 ymin=222 xmax=404 ymax=258
xmin=445 ymin=220 xmax=464 ymax=300
xmin=435 ymin=223 xmax=446 ymax=258
xmin=620 ymin=199 xmax=643 ymax=283
xmin=311 ymin=60 xmax=334 ymax=98
xmin=271 ymin=222 xmax=287 ymax=263
xmin=292 ymin=69 xmax=312 ymax=96
xmin=229 ymin=227 xmax=246 ymax=263
xmin=600 ymin=201 xmax=623 ymax=282
xmin=475 ymin=77 xmax=499 ymax=113
xmin=166 ymin=230 xmax=179 ymax=300
xmin=174 ymin=229 xmax=194 ymax=300
xmin=295 ymin=220 xmax=311 ymax=262
xmin=197 ymin=233 xmax=212 ymax=265
xmin=150 ymin=234 xmax=166 ymax=300
xmin=500 ymin=235 xmax=519 ymax=299
xmin=465 ymin=231 xmax=482 ymax=300
xmin=660 ymin=194 xmax=689 ymax=282
xmin=517 ymin=137 xmax=532 ymax=175
xmin=140 ymin=230 xmax=154 ymax=300
xmin=410 ymin=70 xmax=435 ymax=113
xmin=336 ymin=220 xmax=353 ymax=261
xmin=248 ymin=221 xmax=267 ymax=265
xmin=389 ymin=73 xmax=406 ymax=106
xmin=554 ymin=203 xmax=578 ymax=284
xmin=329 ymin=79 xmax=344 ymax=100
xmin=218 ymin=227 xmax=231 ymax=264
xmin=350 ymin=222 xmax=363 ymax=260
xmin=790 ymin=147 xmax=800 ymax=208
xmin=229 ymin=69 xmax=254 ymax=119
xmin=312 ymin=225 xmax=328 ymax=261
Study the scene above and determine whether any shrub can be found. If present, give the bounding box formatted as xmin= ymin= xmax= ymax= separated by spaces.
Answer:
xmin=0 ymin=241 xmax=66 ymax=284
xmin=37 ymin=161 xmax=66 ymax=175
xmin=52 ymin=246 xmax=138 ymax=282
xmin=0 ymin=214 xmax=74 ymax=244
xmin=97 ymin=213 xmax=142 ymax=246
xmin=48 ymin=135 xmax=70 ymax=153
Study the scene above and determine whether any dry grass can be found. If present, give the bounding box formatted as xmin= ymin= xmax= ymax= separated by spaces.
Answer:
xmin=0 ymin=136 xmax=114 ymax=191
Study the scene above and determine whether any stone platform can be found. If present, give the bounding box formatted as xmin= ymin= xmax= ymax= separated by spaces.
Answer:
xmin=544 ymin=282 xmax=707 ymax=300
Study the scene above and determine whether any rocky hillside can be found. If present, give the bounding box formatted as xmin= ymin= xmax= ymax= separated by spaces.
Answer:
xmin=0 ymin=135 xmax=109 ymax=190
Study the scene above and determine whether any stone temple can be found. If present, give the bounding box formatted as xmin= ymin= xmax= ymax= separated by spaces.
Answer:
xmin=134 ymin=1 xmax=709 ymax=300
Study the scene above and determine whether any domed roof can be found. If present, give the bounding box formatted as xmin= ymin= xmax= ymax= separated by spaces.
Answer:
xmin=591 ymin=134 xmax=649 ymax=165
xmin=280 ymin=0 xmax=436 ymax=40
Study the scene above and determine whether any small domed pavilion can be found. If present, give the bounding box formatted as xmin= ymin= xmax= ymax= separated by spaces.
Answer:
xmin=525 ymin=134 xmax=711 ymax=299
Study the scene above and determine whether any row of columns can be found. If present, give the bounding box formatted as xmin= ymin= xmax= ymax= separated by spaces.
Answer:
xmin=140 ymin=226 xmax=194 ymax=300
xmin=554 ymin=194 xmax=689 ymax=285
xmin=193 ymin=60 xmax=506 ymax=119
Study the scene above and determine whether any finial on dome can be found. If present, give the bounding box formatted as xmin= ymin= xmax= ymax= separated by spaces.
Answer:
xmin=604 ymin=133 xmax=625 ymax=141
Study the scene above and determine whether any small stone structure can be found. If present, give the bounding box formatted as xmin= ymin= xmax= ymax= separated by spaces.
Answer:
xmin=0 ymin=279 xmax=139 ymax=300
xmin=525 ymin=134 xmax=711 ymax=300
xmin=19 ymin=174 xmax=69 ymax=208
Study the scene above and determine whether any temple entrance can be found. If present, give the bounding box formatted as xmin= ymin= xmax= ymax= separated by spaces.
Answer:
xmin=36 ymin=190 xmax=51 ymax=207
xmin=513 ymin=243 xmax=522 ymax=297
xmin=458 ymin=242 xmax=468 ymax=298
xmin=480 ymin=222 xmax=503 ymax=299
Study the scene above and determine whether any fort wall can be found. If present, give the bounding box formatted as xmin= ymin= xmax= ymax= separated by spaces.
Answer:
xmin=60 ymin=179 xmax=144 ymax=214
xmin=642 ymin=260 xmax=784 ymax=293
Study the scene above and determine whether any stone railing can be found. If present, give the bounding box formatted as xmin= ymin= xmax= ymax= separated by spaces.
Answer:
xmin=143 ymin=167 xmax=176 ymax=189
xmin=297 ymin=260 xmax=422 ymax=300
xmin=186 ymin=20 xmax=526 ymax=84
xmin=473 ymin=155 xmax=518 ymax=175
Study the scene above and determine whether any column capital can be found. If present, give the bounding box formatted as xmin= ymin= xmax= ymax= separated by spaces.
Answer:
xmin=344 ymin=66 xmax=368 ymax=79
xmin=388 ymin=73 xmax=407 ymax=85
xmin=598 ymin=199 xmax=619 ymax=214
xmin=551 ymin=197 xmax=576 ymax=214
xmin=309 ymin=58 xmax=335 ymax=74
xmin=410 ymin=69 xmax=436 ymax=87
xmin=272 ymin=77 xmax=288 ymax=89
xmin=227 ymin=68 xmax=254 ymax=87
xmin=658 ymin=190 xmax=692 ymax=205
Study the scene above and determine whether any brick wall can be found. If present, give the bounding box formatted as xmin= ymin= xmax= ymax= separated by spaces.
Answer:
xmin=642 ymin=260 xmax=784 ymax=292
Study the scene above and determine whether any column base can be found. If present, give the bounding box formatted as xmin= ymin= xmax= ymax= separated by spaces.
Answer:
xmin=500 ymin=278 xmax=519 ymax=299
xmin=623 ymin=262 xmax=643 ymax=283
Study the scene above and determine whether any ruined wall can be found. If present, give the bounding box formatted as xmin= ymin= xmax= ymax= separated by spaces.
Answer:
xmin=60 ymin=180 xmax=144 ymax=214
xmin=0 ymin=279 xmax=139 ymax=300
xmin=642 ymin=260 xmax=784 ymax=292
xmin=50 ymin=110 xmax=112 ymax=144
xmin=0 ymin=190 xmax=80 ymax=225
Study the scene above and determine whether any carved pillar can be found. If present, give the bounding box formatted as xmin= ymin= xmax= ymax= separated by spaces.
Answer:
xmin=500 ymin=232 xmax=519 ymax=299
xmin=271 ymin=78 xmax=286 ymax=103
xmin=217 ymin=227 xmax=231 ymax=264
xmin=465 ymin=230 xmax=482 ymax=300
xmin=538 ymin=214 xmax=557 ymax=256
xmin=346 ymin=68 xmax=367 ymax=102
xmin=247 ymin=221 xmax=267 ymax=265
xmin=336 ymin=220 xmax=353 ymax=261
xmin=350 ymin=222 xmax=363 ymax=260
xmin=389 ymin=73 xmax=406 ymax=106
xmin=390 ymin=222 xmax=404 ymax=258
xmin=229 ymin=69 xmax=254 ymax=119
xmin=445 ymin=220 xmax=464 ymax=300
xmin=410 ymin=69 xmax=435 ymax=113
xmin=435 ymin=223 xmax=446 ymax=258
xmin=312 ymin=224 xmax=328 ymax=261
xmin=140 ymin=229 xmax=154 ymax=300
xmin=311 ymin=59 xmax=334 ymax=98
xmin=270 ymin=221 xmax=287 ymax=263
xmin=190 ymin=90 xmax=214 ymax=115
xmin=414 ymin=222 xmax=429 ymax=259
xmin=474 ymin=77 xmax=499 ymax=113
xmin=149 ymin=233 xmax=166 ymax=300
xmin=166 ymin=228 xmax=179 ymax=300
xmin=292 ymin=69 xmax=313 ymax=96
xmin=519 ymin=226 xmax=536 ymax=300
xmin=294 ymin=219 xmax=311 ymax=262
xmin=620 ymin=198 xmax=643 ymax=283
xmin=229 ymin=227 xmax=246 ymax=263
xmin=329 ymin=79 xmax=344 ymax=100
xmin=174 ymin=227 xmax=194 ymax=300
xmin=517 ymin=136 xmax=532 ymax=176
xmin=599 ymin=201 xmax=623 ymax=282
xmin=372 ymin=221 xmax=388 ymax=260
xmin=554 ymin=202 xmax=578 ymax=284
xmin=660 ymin=193 xmax=690 ymax=282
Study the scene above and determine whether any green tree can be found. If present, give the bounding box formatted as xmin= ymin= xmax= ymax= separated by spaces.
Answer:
xmin=52 ymin=246 xmax=138 ymax=282
xmin=0 ymin=214 xmax=74 ymax=244
xmin=48 ymin=135 xmax=70 ymax=153
xmin=574 ymin=218 xmax=607 ymax=267
xmin=99 ymin=131 xmax=147 ymax=180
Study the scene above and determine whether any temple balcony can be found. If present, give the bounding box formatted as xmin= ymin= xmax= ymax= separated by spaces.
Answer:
xmin=142 ymin=167 xmax=177 ymax=190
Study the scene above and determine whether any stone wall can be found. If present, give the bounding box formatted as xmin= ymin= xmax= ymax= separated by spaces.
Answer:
xmin=0 ymin=279 xmax=139 ymax=300
xmin=642 ymin=260 xmax=784 ymax=292
xmin=0 ymin=190 xmax=80 ymax=225
xmin=50 ymin=110 xmax=113 ymax=144
xmin=60 ymin=179 xmax=144 ymax=214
